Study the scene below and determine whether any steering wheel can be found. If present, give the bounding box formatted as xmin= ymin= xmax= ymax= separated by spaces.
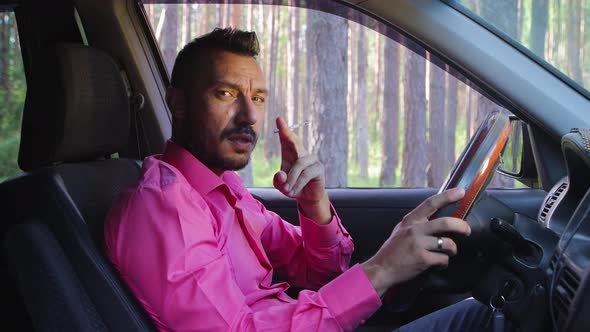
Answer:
xmin=433 ymin=110 xmax=511 ymax=220
xmin=386 ymin=111 xmax=511 ymax=308
xmin=428 ymin=110 xmax=512 ymax=290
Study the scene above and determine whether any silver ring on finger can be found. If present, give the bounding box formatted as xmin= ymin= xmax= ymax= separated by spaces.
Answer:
xmin=437 ymin=237 xmax=444 ymax=251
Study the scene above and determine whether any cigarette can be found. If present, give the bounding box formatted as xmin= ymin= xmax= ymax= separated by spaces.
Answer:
xmin=274 ymin=121 xmax=309 ymax=134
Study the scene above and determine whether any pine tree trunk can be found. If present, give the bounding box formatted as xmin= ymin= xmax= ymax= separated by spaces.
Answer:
xmin=215 ymin=4 xmax=221 ymax=26
xmin=347 ymin=23 xmax=357 ymax=164
xmin=230 ymin=3 xmax=241 ymax=27
xmin=466 ymin=86 xmax=473 ymax=139
xmin=0 ymin=13 xmax=8 ymax=95
xmin=285 ymin=5 xmax=300 ymax=136
xmin=355 ymin=20 xmax=369 ymax=179
xmin=444 ymin=74 xmax=458 ymax=174
xmin=0 ymin=12 xmax=10 ymax=118
xmin=427 ymin=63 xmax=446 ymax=187
xmin=146 ymin=4 xmax=154 ymax=24
xmin=401 ymin=51 xmax=427 ymax=187
xmin=307 ymin=10 xmax=348 ymax=187
xmin=181 ymin=3 xmax=191 ymax=46
xmin=223 ymin=1 xmax=230 ymax=28
xmin=202 ymin=5 xmax=210 ymax=36
xmin=480 ymin=0 xmax=518 ymax=39
xmin=264 ymin=6 xmax=280 ymax=160
xmin=247 ymin=3 xmax=254 ymax=30
xmin=567 ymin=0 xmax=583 ymax=82
xmin=373 ymin=32 xmax=383 ymax=140
xmin=531 ymin=0 xmax=549 ymax=56
xmin=550 ymin=0 xmax=562 ymax=63
xmin=303 ymin=10 xmax=313 ymax=151
xmin=162 ymin=5 xmax=178 ymax=72
xmin=293 ymin=9 xmax=300 ymax=133
xmin=379 ymin=38 xmax=400 ymax=187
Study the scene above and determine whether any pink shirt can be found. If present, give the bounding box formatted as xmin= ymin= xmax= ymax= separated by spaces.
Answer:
xmin=104 ymin=142 xmax=381 ymax=331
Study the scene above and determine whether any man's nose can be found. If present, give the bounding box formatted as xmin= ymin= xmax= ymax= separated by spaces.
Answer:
xmin=235 ymin=97 xmax=259 ymax=126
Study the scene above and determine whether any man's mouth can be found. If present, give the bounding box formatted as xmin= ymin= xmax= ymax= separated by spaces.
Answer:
xmin=227 ymin=133 xmax=254 ymax=144
xmin=227 ymin=133 xmax=255 ymax=151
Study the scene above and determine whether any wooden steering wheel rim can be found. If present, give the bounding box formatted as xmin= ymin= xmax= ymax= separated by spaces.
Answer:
xmin=435 ymin=111 xmax=511 ymax=220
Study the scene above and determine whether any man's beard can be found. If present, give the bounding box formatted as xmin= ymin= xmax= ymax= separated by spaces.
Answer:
xmin=191 ymin=126 xmax=258 ymax=172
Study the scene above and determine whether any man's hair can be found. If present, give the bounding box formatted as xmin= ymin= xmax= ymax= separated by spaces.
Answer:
xmin=170 ymin=27 xmax=260 ymax=88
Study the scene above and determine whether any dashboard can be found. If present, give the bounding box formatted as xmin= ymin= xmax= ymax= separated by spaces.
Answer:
xmin=469 ymin=128 xmax=590 ymax=332
xmin=544 ymin=128 xmax=590 ymax=331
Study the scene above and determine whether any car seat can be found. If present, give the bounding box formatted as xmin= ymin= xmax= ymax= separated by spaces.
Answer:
xmin=0 ymin=43 xmax=156 ymax=331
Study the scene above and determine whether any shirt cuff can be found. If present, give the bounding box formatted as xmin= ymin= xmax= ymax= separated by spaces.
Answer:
xmin=319 ymin=264 xmax=382 ymax=331
xmin=298 ymin=204 xmax=348 ymax=248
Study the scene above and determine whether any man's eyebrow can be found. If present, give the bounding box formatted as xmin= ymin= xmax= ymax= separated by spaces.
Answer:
xmin=214 ymin=80 xmax=267 ymax=95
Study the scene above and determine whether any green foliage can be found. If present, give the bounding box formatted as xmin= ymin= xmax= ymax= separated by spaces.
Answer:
xmin=0 ymin=12 xmax=26 ymax=181
xmin=0 ymin=131 xmax=20 ymax=182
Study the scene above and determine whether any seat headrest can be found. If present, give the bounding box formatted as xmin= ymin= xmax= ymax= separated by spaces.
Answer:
xmin=19 ymin=43 xmax=130 ymax=171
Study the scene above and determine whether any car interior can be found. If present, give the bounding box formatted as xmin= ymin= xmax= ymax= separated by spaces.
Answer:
xmin=1 ymin=0 xmax=590 ymax=331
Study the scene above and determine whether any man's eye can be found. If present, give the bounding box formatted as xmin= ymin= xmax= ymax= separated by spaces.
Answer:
xmin=253 ymin=96 xmax=265 ymax=103
xmin=217 ymin=90 xmax=234 ymax=98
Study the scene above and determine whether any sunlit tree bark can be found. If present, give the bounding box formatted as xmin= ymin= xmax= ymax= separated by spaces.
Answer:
xmin=427 ymin=63 xmax=446 ymax=187
xmin=230 ymin=2 xmax=240 ymax=27
xmin=401 ymin=51 xmax=427 ymax=187
xmin=181 ymin=3 xmax=191 ymax=46
xmin=202 ymin=5 xmax=210 ymax=36
xmin=162 ymin=5 xmax=178 ymax=72
xmin=307 ymin=10 xmax=348 ymax=187
xmin=549 ymin=0 xmax=562 ymax=63
xmin=346 ymin=22 xmax=357 ymax=164
xmin=264 ymin=6 xmax=280 ymax=160
xmin=373 ymin=30 xmax=383 ymax=142
xmin=567 ymin=0 xmax=583 ymax=82
xmin=0 ymin=13 xmax=9 ymax=103
xmin=379 ymin=38 xmax=400 ymax=187
xmin=286 ymin=3 xmax=300 ymax=131
xmin=444 ymin=73 xmax=458 ymax=175
xmin=480 ymin=0 xmax=518 ymax=39
xmin=303 ymin=10 xmax=311 ymax=151
xmin=531 ymin=0 xmax=549 ymax=56
xmin=355 ymin=19 xmax=369 ymax=179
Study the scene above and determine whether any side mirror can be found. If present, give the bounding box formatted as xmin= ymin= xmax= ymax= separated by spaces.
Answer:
xmin=497 ymin=116 xmax=538 ymax=187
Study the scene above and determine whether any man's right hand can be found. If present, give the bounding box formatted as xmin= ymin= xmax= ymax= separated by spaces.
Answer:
xmin=361 ymin=187 xmax=471 ymax=297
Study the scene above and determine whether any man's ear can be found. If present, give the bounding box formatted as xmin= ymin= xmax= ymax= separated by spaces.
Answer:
xmin=166 ymin=86 xmax=187 ymax=121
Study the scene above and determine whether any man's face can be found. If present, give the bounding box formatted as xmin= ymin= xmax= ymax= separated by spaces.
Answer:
xmin=183 ymin=50 xmax=267 ymax=174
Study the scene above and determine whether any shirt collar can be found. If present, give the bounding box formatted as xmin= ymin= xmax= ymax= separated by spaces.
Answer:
xmin=160 ymin=141 xmax=227 ymax=196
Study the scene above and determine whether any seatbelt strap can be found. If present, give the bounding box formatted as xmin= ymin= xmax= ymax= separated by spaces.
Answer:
xmin=119 ymin=68 xmax=150 ymax=158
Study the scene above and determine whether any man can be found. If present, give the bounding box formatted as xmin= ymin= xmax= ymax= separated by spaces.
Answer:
xmin=105 ymin=28 xmax=490 ymax=331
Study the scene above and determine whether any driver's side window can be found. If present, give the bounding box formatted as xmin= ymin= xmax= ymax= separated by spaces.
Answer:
xmin=142 ymin=1 xmax=522 ymax=189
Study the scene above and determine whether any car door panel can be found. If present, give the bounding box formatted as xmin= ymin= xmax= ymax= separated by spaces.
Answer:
xmin=250 ymin=187 xmax=546 ymax=265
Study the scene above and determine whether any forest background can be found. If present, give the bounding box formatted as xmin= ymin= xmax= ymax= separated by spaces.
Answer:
xmin=1 ymin=0 xmax=588 ymax=189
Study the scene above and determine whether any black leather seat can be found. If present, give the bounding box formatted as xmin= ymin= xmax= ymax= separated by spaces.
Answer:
xmin=5 ymin=222 xmax=109 ymax=332
xmin=0 ymin=43 xmax=155 ymax=331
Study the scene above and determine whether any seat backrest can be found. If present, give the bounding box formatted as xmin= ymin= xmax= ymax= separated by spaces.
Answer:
xmin=0 ymin=43 xmax=156 ymax=331
xmin=4 ymin=222 xmax=108 ymax=332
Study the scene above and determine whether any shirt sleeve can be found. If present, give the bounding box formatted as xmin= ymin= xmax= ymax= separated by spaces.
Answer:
xmin=256 ymin=198 xmax=354 ymax=290
xmin=105 ymin=181 xmax=381 ymax=332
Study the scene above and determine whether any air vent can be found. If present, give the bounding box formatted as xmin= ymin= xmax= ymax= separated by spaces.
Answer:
xmin=552 ymin=262 xmax=581 ymax=327
xmin=539 ymin=181 xmax=569 ymax=223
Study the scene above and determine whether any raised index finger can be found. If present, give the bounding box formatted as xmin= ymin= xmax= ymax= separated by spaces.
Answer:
xmin=405 ymin=187 xmax=465 ymax=223
xmin=276 ymin=117 xmax=306 ymax=155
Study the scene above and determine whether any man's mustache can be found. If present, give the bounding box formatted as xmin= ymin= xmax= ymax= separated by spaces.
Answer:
xmin=221 ymin=126 xmax=257 ymax=141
